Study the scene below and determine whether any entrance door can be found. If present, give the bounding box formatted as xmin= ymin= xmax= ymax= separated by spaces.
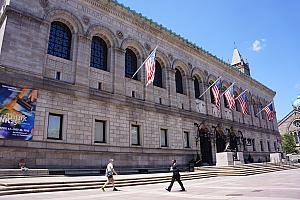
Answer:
xmin=216 ymin=132 xmax=226 ymax=152
xmin=200 ymin=131 xmax=213 ymax=165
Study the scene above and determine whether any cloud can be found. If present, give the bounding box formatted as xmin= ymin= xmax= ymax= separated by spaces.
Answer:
xmin=251 ymin=40 xmax=263 ymax=52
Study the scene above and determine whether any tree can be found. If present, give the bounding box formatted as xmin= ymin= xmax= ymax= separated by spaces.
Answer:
xmin=282 ymin=133 xmax=296 ymax=154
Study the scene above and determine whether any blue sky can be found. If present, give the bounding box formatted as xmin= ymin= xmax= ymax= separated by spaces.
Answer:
xmin=117 ymin=0 xmax=300 ymax=120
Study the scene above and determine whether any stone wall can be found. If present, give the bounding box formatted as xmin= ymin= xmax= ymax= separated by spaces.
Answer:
xmin=0 ymin=0 xmax=281 ymax=169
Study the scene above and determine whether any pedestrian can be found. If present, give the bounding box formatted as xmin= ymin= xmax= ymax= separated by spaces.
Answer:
xmin=101 ymin=159 xmax=119 ymax=192
xmin=166 ymin=159 xmax=186 ymax=192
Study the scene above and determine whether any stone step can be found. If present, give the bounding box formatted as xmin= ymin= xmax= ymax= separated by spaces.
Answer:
xmin=1 ymin=164 xmax=299 ymax=196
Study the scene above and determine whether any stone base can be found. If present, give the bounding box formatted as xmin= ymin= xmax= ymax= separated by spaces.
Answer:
xmin=216 ymin=152 xmax=234 ymax=166
xmin=270 ymin=153 xmax=282 ymax=163
xmin=234 ymin=152 xmax=245 ymax=165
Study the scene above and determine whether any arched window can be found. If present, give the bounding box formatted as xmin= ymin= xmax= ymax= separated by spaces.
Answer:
xmin=209 ymin=81 xmax=215 ymax=104
xmin=194 ymin=77 xmax=200 ymax=99
xmin=175 ymin=69 xmax=183 ymax=94
xmin=222 ymin=87 xmax=229 ymax=108
xmin=125 ymin=48 xmax=138 ymax=80
xmin=90 ymin=36 xmax=108 ymax=71
xmin=235 ymin=92 xmax=241 ymax=112
xmin=153 ymin=60 xmax=163 ymax=88
xmin=47 ymin=21 xmax=72 ymax=60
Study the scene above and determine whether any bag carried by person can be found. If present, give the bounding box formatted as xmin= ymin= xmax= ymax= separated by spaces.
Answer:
xmin=107 ymin=170 xmax=113 ymax=178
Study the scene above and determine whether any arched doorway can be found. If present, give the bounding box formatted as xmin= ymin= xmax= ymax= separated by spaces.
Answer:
xmin=199 ymin=128 xmax=213 ymax=165
xmin=216 ymin=131 xmax=226 ymax=153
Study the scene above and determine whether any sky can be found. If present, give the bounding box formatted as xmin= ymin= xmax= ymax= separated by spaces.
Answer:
xmin=117 ymin=0 xmax=300 ymax=120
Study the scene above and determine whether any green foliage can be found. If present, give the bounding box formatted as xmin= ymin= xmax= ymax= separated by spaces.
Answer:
xmin=282 ymin=133 xmax=296 ymax=154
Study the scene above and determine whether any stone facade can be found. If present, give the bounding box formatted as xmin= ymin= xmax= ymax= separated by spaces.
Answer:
xmin=278 ymin=107 xmax=300 ymax=151
xmin=0 ymin=0 xmax=280 ymax=169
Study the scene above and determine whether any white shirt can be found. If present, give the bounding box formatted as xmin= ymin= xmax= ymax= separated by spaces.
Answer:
xmin=106 ymin=163 xmax=113 ymax=173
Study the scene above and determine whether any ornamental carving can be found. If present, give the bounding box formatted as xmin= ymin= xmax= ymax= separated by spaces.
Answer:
xmin=144 ymin=43 xmax=151 ymax=51
xmin=116 ymin=30 xmax=124 ymax=39
xmin=82 ymin=16 xmax=90 ymax=25
xmin=39 ymin=0 xmax=49 ymax=9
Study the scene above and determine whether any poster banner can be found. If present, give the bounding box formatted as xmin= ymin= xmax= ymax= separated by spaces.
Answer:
xmin=0 ymin=83 xmax=37 ymax=140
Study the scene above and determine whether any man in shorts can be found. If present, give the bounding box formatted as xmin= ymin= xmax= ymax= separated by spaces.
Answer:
xmin=101 ymin=159 xmax=119 ymax=191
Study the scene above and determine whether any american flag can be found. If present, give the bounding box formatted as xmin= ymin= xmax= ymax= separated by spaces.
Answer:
xmin=145 ymin=47 xmax=157 ymax=86
xmin=211 ymin=79 xmax=221 ymax=108
xmin=262 ymin=103 xmax=275 ymax=121
xmin=224 ymin=85 xmax=235 ymax=110
xmin=237 ymin=92 xmax=248 ymax=115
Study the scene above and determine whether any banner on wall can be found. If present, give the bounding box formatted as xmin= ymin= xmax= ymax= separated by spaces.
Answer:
xmin=0 ymin=83 xmax=37 ymax=140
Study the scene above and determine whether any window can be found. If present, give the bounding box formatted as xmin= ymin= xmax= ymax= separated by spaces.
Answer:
xmin=252 ymin=139 xmax=256 ymax=151
xmin=47 ymin=113 xmax=63 ymax=140
xmin=47 ymin=21 xmax=72 ymax=60
xmin=160 ymin=129 xmax=168 ymax=147
xmin=184 ymin=131 xmax=190 ymax=148
xmin=94 ymin=120 xmax=106 ymax=143
xmin=194 ymin=77 xmax=201 ymax=99
xmin=209 ymin=81 xmax=215 ymax=104
xmin=153 ymin=61 xmax=163 ymax=88
xmin=55 ymin=71 xmax=61 ymax=80
xmin=131 ymin=125 xmax=140 ymax=145
xmin=222 ymin=87 xmax=229 ymax=108
xmin=260 ymin=140 xmax=264 ymax=152
xmin=125 ymin=48 xmax=138 ymax=80
xmin=235 ymin=92 xmax=241 ymax=112
xmin=267 ymin=141 xmax=271 ymax=152
xmin=175 ymin=69 xmax=183 ymax=94
xmin=90 ymin=36 xmax=108 ymax=70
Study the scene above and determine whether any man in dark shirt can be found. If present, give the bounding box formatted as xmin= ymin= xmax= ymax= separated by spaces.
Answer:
xmin=166 ymin=159 xmax=186 ymax=192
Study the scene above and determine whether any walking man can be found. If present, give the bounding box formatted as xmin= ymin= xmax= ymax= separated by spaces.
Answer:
xmin=101 ymin=159 xmax=119 ymax=191
xmin=166 ymin=159 xmax=186 ymax=192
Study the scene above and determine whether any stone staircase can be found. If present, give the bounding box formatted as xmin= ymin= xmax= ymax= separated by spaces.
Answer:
xmin=0 ymin=163 xmax=299 ymax=196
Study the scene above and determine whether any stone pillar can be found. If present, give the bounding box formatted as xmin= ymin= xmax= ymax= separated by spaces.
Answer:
xmin=216 ymin=152 xmax=234 ymax=166
xmin=270 ymin=153 xmax=282 ymax=163
xmin=169 ymin=69 xmax=177 ymax=107
xmin=187 ymin=76 xmax=193 ymax=111
xmin=113 ymin=47 xmax=126 ymax=95
xmin=74 ymin=35 xmax=90 ymax=87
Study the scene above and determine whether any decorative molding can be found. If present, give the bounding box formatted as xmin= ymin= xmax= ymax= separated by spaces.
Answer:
xmin=82 ymin=15 xmax=90 ymax=25
xmin=39 ymin=0 xmax=49 ymax=9
xmin=116 ymin=30 xmax=124 ymax=39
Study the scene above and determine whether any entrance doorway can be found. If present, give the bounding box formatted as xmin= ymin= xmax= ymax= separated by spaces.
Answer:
xmin=216 ymin=131 xmax=226 ymax=153
xmin=199 ymin=129 xmax=213 ymax=165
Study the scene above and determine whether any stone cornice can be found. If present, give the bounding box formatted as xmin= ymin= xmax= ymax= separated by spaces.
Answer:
xmin=81 ymin=0 xmax=275 ymax=96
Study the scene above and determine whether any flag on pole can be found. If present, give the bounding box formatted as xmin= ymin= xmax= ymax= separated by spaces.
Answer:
xmin=262 ymin=103 xmax=275 ymax=121
xmin=224 ymin=85 xmax=235 ymax=110
xmin=145 ymin=47 xmax=157 ymax=86
xmin=237 ymin=92 xmax=248 ymax=115
xmin=211 ymin=79 xmax=222 ymax=108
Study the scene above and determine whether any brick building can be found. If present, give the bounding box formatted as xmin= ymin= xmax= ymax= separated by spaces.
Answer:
xmin=0 ymin=0 xmax=280 ymax=169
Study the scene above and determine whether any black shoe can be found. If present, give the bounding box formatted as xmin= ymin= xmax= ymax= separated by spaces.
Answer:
xmin=165 ymin=188 xmax=170 ymax=192
xmin=180 ymin=189 xmax=186 ymax=192
xmin=113 ymin=188 xmax=119 ymax=191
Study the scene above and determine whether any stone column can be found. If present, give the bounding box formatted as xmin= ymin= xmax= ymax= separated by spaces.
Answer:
xmin=113 ymin=47 xmax=126 ymax=95
xmin=74 ymin=35 xmax=90 ymax=87
xmin=169 ymin=69 xmax=177 ymax=107
xmin=187 ymin=76 xmax=193 ymax=111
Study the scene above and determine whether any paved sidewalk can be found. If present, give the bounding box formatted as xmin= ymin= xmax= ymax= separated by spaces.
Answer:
xmin=0 ymin=168 xmax=300 ymax=199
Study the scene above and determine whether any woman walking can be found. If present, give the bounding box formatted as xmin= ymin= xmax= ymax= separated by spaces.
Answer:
xmin=101 ymin=159 xmax=119 ymax=191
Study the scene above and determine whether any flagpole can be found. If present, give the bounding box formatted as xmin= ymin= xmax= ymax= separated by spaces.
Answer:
xmin=256 ymin=101 xmax=273 ymax=116
xmin=234 ymin=89 xmax=248 ymax=100
xmin=197 ymin=76 xmax=222 ymax=99
xmin=220 ymin=82 xmax=235 ymax=97
xmin=131 ymin=46 xmax=158 ymax=79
